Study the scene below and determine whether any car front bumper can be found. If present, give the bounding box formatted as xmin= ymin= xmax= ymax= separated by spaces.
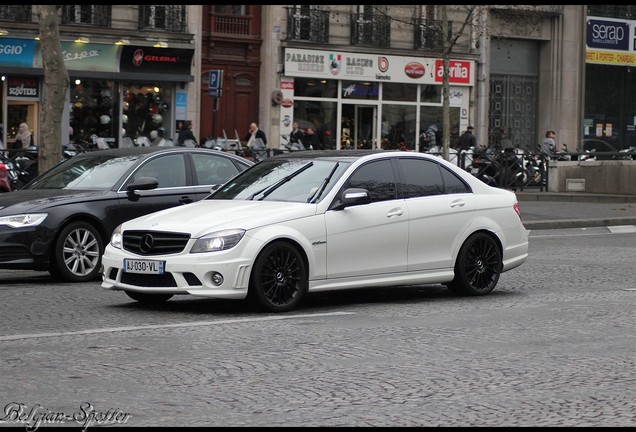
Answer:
xmin=101 ymin=245 xmax=254 ymax=300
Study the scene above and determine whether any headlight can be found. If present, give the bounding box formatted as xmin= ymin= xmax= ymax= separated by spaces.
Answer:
xmin=0 ymin=213 xmax=48 ymax=228
xmin=191 ymin=229 xmax=245 ymax=253
xmin=110 ymin=224 xmax=122 ymax=249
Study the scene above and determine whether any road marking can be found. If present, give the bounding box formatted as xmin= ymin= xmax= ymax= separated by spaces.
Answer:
xmin=607 ymin=225 xmax=636 ymax=234
xmin=0 ymin=311 xmax=356 ymax=342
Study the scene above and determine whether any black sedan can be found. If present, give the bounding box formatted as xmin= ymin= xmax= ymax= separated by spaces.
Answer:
xmin=0 ymin=146 xmax=252 ymax=282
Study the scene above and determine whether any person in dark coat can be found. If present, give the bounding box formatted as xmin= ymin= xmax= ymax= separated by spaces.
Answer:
xmin=245 ymin=122 xmax=267 ymax=148
xmin=177 ymin=120 xmax=198 ymax=147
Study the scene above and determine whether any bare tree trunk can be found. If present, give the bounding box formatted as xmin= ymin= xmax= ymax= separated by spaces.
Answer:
xmin=441 ymin=5 xmax=450 ymax=161
xmin=36 ymin=5 xmax=69 ymax=174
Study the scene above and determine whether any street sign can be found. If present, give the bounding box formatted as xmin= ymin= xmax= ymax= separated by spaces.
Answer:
xmin=208 ymin=88 xmax=222 ymax=98
xmin=209 ymin=69 xmax=223 ymax=89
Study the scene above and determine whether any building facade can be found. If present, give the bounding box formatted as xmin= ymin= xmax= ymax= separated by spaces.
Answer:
xmin=0 ymin=5 xmax=201 ymax=149
xmin=1 ymin=5 xmax=634 ymax=161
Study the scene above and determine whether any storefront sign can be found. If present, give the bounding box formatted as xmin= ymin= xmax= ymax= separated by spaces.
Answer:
xmin=34 ymin=42 xmax=119 ymax=72
xmin=120 ymin=46 xmax=194 ymax=75
xmin=586 ymin=18 xmax=630 ymax=51
xmin=0 ymin=38 xmax=36 ymax=68
xmin=6 ymin=76 xmax=39 ymax=99
xmin=586 ymin=16 xmax=636 ymax=66
xmin=284 ymin=48 xmax=474 ymax=86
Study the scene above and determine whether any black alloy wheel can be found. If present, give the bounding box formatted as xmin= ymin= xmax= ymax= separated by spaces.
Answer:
xmin=447 ymin=232 xmax=502 ymax=296
xmin=249 ymin=241 xmax=308 ymax=312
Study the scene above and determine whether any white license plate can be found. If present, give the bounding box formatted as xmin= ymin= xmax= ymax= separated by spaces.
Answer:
xmin=123 ymin=259 xmax=165 ymax=274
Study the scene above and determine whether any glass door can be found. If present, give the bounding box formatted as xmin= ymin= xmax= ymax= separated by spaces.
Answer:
xmin=341 ymin=104 xmax=377 ymax=149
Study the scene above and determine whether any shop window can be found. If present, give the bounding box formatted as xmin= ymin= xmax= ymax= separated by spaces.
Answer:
xmin=294 ymin=78 xmax=338 ymax=98
xmin=342 ymin=81 xmax=379 ymax=100
xmin=70 ymin=80 xmax=117 ymax=148
xmin=383 ymin=83 xmax=417 ymax=102
xmin=289 ymin=100 xmax=337 ymax=150
xmin=381 ymin=105 xmax=417 ymax=151
xmin=420 ymin=85 xmax=441 ymax=103
xmin=123 ymin=84 xmax=173 ymax=146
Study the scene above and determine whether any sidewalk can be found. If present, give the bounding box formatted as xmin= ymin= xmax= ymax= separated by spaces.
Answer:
xmin=515 ymin=191 xmax=636 ymax=230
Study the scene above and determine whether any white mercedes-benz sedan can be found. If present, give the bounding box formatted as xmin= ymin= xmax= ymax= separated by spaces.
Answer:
xmin=101 ymin=150 xmax=529 ymax=312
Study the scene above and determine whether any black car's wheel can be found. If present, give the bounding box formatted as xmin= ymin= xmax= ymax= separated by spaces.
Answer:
xmin=248 ymin=241 xmax=307 ymax=312
xmin=49 ymin=221 xmax=103 ymax=282
xmin=125 ymin=291 xmax=173 ymax=303
xmin=447 ymin=232 xmax=502 ymax=296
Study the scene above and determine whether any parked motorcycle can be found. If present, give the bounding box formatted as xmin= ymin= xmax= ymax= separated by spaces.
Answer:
xmin=466 ymin=147 xmax=533 ymax=190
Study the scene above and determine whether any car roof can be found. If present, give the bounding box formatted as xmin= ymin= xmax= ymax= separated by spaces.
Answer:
xmin=269 ymin=149 xmax=417 ymax=162
xmin=72 ymin=146 xmax=252 ymax=163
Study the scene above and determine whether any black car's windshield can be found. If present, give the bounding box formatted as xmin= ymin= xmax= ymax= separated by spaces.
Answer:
xmin=209 ymin=158 xmax=350 ymax=203
xmin=23 ymin=153 xmax=142 ymax=190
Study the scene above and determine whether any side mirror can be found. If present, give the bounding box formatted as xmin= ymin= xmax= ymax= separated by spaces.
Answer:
xmin=126 ymin=176 xmax=159 ymax=194
xmin=332 ymin=188 xmax=370 ymax=210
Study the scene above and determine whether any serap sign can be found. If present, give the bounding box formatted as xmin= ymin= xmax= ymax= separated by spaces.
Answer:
xmin=586 ymin=18 xmax=630 ymax=51
xmin=434 ymin=60 xmax=471 ymax=85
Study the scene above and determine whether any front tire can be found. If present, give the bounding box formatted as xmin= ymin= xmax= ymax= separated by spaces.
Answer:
xmin=248 ymin=241 xmax=307 ymax=312
xmin=447 ymin=233 xmax=502 ymax=296
xmin=49 ymin=221 xmax=103 ymax=282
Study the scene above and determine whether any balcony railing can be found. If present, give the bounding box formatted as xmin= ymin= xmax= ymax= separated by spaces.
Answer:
xmin=62 ymin=5 xmax=111 ymax=27
xmin=139 ymin=5 xmax=186 ymax=33
xmin=414 ymin=19 xmax=449 ymax=51
xmin=0 ymin=5 xmax=31 ymax=22
xmin=210 ymin=13 xmax=250 ymax=36
xmin=285 ymin=8 xmax=329 ymax=44
xmin=350 ymin=13 xmax=390 ymax=48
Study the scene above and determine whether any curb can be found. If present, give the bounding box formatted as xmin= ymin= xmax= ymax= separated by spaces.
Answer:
xmin=523 ymin=216 xmax=636 ymax=230
xmin=515 ymin=192 xmax=636 ymax=203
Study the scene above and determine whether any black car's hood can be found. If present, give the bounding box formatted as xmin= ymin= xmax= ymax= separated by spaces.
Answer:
xmin=0 ymin=189 xmax=110 ymax=215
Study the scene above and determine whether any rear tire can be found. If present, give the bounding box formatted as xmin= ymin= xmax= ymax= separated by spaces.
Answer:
xmin=447 ymin=233 xmax=501 ymax=296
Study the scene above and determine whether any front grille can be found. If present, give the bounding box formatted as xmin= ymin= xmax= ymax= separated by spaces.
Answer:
xmin=120 ymin=272 xmax=177 ymax=287
xmin=123 ymin=231 xmax=190 ymax=256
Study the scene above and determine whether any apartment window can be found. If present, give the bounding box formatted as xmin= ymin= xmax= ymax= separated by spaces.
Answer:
xmin=139 ymin=5 xmax=186 ymax=33
xmin=286 ymin=5 xmax=329 ymax=43
xmin=211 ymin=5 xmax=249 ymax=35
xmin=62 ymin=5 xmax=111 ymax=27
xmin=351 ymin=6 xmax=390 ymax=48
xmin=0 ymin=5 xmax=31 ymax=22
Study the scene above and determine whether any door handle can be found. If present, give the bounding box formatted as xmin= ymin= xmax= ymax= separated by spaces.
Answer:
xmin=386 ymin=208 xmax=404 ymax=218
xmin=450 ymin=200 xmax=465 ymax=208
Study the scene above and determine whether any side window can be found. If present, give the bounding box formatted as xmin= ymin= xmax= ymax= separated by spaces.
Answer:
xmin=398 ymin=158 xmax=444 ymax=198
xmin=132 ymin=154 xmax=186 ymax=189
xmin=440 ymin=165 xmax=471 ymax=194
xmin=192 ymin=153 xmax=241 ymax=186
xmin=344 ymin=159 xmax=396 ymax=203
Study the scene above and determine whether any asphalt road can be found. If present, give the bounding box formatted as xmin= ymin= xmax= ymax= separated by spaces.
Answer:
xmin=0 ymin=229 xmax=634 ymax=427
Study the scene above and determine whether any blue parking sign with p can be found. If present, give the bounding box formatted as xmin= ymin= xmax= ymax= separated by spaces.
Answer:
xmin=209 ymin=69 xmax=223 ymax=89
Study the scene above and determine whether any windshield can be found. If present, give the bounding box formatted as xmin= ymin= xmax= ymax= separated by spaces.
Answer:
xmin=209 ymin=158 xmax=350 ymax=203
xmin=23 ymin=153 xmax=142 ymax=190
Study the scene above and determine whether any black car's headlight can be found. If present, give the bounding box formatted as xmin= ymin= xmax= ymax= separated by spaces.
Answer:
xmin=191 ymin=229 xmax=245 ymax=253
xmin=0 ymin=213 xmax=48 ymax=228
xmin=110 ymin=224 xmax=122 ymax=249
